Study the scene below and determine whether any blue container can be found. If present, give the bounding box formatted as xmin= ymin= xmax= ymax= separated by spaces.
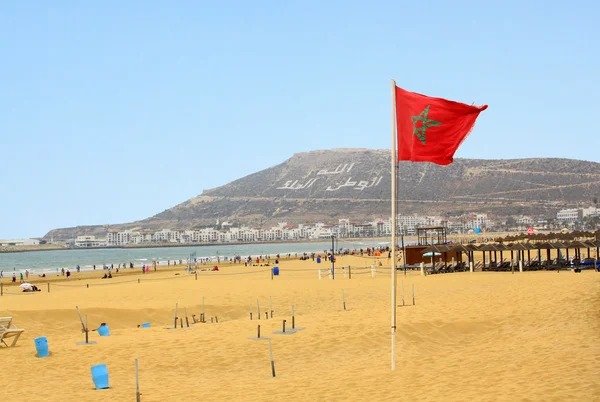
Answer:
xmin=34 ymin=336 xmax=49 ymax=358
xmin=316 ymin=257 xmax=321 ymax=263
xmin=273 ymin=267 xmax=279 ymax=276
xmin=91 ymin=364 xmax=110 ymax=389
xmin=97 ymin=323 xmax=110 ymax=336
xmin=141 ymin=322 xmax=150 ymax=328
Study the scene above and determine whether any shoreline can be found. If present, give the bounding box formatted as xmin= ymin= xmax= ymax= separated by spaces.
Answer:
xmin=0 ymin=237 xmax=395 ymax=254
xmin=0 ymin=232 xmax=500 ymax=255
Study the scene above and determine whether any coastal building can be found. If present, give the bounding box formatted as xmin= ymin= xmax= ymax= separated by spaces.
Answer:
xmin=74 ymin=236 xmax=107 ymax=248
xmin=0 ymin=238 xmax=40 ymax=246
xmin=557 ymin=208 xmax=582 ymax=221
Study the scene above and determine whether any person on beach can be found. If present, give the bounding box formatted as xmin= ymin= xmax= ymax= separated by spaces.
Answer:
xmin=12 ymin=273 xmax=16 ymax=283
xmin=25 ymin=270 xmax=29 ymax=279
xmin=66 ymin=270 xmax=71 ymax=280
xmin=0 ymin=270 xmax=3 ymax=278
xmin=19 ymin=272 xmax=24 ymax=283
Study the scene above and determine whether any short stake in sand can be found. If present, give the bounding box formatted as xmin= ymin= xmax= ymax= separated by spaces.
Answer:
xmin=135 ymin=358 xmax=141 ymax=402
xmin=248 ymin=324 xmax=264 ymax=341
xmin=257 ymin=300 xmax=261 ymax=320
xmin=401 ymin=281 xmax=405 ymax=306
xmin=273 ymin=306 xmax=303 ymax=335
xmin=270 ymin=296 xmax=274 ymax=318
xmin=201 ymin=297 xmax=206 ymax=323
xmin=185 ymin=307 xmax=190 ymax=327
xmin=412 ymin=284 xmax=416 ymax=306
xmin=249 ymin=304 xmax=253 ymax=321
xmin=76 ymin=307 xmax=97 ymax=345
xmin=173 ymin=303 xmax=178 ymax=329
xmin=269 ymin=338 xmax=276 ymax=378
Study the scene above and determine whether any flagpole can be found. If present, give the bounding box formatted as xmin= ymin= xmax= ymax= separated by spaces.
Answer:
xmin=390 ymin=79 xmax=398 ymax=371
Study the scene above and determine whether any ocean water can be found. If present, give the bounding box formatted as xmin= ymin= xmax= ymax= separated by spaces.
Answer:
xmin=0 ymin=240 xmax=390 ymax=275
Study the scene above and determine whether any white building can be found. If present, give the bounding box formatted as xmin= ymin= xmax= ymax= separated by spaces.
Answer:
xmin=75 ymin=236 xmax=107 ymax=248
xmin=516 ymin=216 xmax=535 ymax=225
xmin=557 ymin=208 xmax=581 ymax=221
xmin=582 ymin=207 xmax=600 ymax=218
xmin=0 ymin=238 xmax=40 ymax=246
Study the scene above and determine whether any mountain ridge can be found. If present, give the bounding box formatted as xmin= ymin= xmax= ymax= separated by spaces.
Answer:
xmin=44 ymin=149 xmax=600 ymax=240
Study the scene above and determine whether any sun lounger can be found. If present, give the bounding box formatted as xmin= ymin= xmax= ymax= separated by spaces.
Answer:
xmin=0 ymin=317 xmax=25 ymax=347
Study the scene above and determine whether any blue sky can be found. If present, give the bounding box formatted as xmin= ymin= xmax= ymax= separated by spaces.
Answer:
xmin=1 ymin=1 xmax=598 ymax=239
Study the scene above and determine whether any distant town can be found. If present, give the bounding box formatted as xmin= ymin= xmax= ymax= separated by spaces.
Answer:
xmin=3 ymin=206 xmax=600 ymax=249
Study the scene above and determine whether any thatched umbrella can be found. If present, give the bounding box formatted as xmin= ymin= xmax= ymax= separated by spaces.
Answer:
xmin=567 ymin=240 xmax=592 ymax=261
xmin=535 ymin=242 xmax=556 ymax=269
xmin=495 ymin=243 xmax=509 ymax=264
xmin=477 ymin=244 xmax=499 ymax=268
xmin=507 ymin=243 xmax=530 ymax=266
xmin=447 ymin=244 xmax=477 ymax=266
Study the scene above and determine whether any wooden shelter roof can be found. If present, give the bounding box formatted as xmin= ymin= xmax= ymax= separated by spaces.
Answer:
xmin=421 ymin=244 xmax=451 ymax=254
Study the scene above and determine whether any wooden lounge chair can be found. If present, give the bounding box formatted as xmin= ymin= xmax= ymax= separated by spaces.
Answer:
xmin=0 ymin=317 xmax=25 ymax=347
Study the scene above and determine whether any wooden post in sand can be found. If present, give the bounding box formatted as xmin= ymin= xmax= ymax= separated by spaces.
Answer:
xmin=257 ymin=300 xmax=261 ymax=320
xmin=250 ymin=304 xmax=253 ymax=320
xmin=48 ymin=282 xmax=50 ymax=292
xmin=271 ymin=268 xmax=274 ymax=280
xmin=173 ymin=303 xmax=178 ymax=329
xmin=412 ymin=284 xmax=415 ymax=306
xmin=270 ymin=296 xmax=273 ymax=318
xmin=348 ymin=265 xmax=352 ymax=279
xmin=401 ymin=281 xmax=405 ymax=306
xmin=1 ymin=282 xmax=3 ymax=296
xmin=184 ymin=308 xmax=189 ymax=327
xmin=268 ymin=338 xmax=276 ymax=378
xmin=257 ymin=325 xmax=261 ymax=338
xmin=135 ymin=358 xmax=141 ymax=402
xmin=342 ymin=289 xmax=346 ymax=311
xmin=202 ymin=297 xmax=205 ymax=323
xmin=292 ymin=306 xmax=295 ymax=329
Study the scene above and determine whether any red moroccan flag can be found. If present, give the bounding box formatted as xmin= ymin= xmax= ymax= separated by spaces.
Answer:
xmin=395 ymin=86 xmax=487 ymax=165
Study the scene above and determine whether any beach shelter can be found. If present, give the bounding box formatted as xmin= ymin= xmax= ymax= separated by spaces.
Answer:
xmin=421 ymin=244 xmax=450 ymax=269
xmin=477 ymin=243 xmax=499 ymax=268
xmin=447 ymin=244 xmax=476 ymax=265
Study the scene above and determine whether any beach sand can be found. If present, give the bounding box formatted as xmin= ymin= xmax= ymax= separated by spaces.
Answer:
xmin=1 ymin=256 xmax=598 ymax=401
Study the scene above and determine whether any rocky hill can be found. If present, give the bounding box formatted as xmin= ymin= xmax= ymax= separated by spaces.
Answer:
xmin=44 ymin=149 xmax=600 ymax=240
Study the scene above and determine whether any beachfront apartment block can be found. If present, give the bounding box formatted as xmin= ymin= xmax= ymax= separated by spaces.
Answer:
xmin=99 ymin=210 xmax=518 ymax=247
xmin=557 ymin=208 xmax=582 ymax=221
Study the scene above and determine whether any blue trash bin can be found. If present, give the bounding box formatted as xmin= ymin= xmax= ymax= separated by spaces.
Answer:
xmin=97 ymin=323 xmax=110 ymax=336
xmin=141 ymin=322 xmax=150 ymax=328
xmin=316 ymin=257 xmax=321 ymax=263
xmin=273 ymin=267 xmax=279 ymax=276
xmin=91 ymin=364 xmax=110 ymax=389
xmin=34 ymin=336 xmax=49 ymax=358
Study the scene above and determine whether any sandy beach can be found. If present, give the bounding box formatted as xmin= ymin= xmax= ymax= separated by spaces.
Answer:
xmin=1 ymin=255 xmax=598 ymax=401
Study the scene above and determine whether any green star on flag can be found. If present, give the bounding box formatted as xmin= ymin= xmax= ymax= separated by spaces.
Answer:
xmin=411 ymin=105 xmax=442 ymax=145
